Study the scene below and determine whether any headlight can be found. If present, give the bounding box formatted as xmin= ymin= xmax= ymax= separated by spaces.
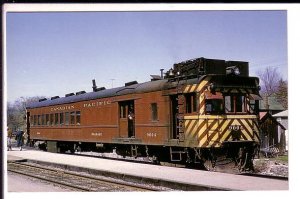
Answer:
xmin=226 ymin=66 xmax=240 ymax=75
xmin=234 ymin=67 xmax=240 ymax=75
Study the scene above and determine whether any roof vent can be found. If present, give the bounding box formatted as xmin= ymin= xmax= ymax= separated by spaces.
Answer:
xmin=95 ymin=87 xmax=106 ymax=92
xmin=125 ymin=81 xmax=138 ymax=87
xmin=150 ymin=75 xmax=162 ymax=81
xmin=76 ymin=91 xmax=86 ymax=95
xmin=38 ymin=98 xmax=47 ymax=102
xmin=51 ymin=96 xmax=60 ymax=100
xmin=65 ymin=93 xmax=75 ymax=97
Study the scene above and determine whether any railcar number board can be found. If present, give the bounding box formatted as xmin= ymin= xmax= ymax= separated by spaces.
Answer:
xmin=91 ymin=132 xmax=103 ymax=136
xmin=228 ymin=125 xmax=244 ymax=131
xmin=147 ymin=132 xmax=157 ymax=137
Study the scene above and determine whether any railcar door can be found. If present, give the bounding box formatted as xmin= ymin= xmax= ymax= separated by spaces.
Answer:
xmin=119 ymin=100 xmax=135 ymax=138
xmin=170 ymin=95 xmax=179 ymax=139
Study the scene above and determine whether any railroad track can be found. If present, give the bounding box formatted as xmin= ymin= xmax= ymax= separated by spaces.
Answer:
xmin=22 ymin=146 xmax=289 ymax=179
xmin=7 ymin=161 xmax=161 ymax=192
xmin=239 ymin=172 xmax=288 ymax=181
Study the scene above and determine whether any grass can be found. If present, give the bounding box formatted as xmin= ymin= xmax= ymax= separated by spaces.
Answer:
xmin=273 ymin=155 xmax=288 ymax=163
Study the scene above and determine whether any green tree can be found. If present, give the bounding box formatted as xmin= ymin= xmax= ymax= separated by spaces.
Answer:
xmin=275 ymin=78 xmax=288 ymax=109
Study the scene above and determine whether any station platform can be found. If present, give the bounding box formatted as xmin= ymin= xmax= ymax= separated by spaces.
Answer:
xmin=7 ymin=147 xmax=288 ymax=191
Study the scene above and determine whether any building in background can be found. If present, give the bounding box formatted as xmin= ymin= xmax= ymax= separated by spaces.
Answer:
xmin=273 ymin=110 xmax=288 ymax=152
xmin=259 ymin=96 xmax=287 ymax=155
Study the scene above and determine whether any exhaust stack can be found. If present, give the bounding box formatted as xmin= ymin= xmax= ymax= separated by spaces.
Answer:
xmin=92 ymin=79 xmax=97 ymax=92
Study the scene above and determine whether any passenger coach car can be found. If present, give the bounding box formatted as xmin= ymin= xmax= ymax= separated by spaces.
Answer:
xmin=26 ymin=57 xmax=261 ymax=172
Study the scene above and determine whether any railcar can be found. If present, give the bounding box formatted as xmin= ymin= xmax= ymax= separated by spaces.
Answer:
xmin=26 ymin=57 xmax=261 ymax=172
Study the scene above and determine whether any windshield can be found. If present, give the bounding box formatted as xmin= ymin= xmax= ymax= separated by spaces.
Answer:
xmin=205 ymin=93 xmax=258 ymax=115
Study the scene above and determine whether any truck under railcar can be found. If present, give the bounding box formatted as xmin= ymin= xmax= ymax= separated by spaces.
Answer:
xmin=27 ymin=57 xmax=261 ymax=172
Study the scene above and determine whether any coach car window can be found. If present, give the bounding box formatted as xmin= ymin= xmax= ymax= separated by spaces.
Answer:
xmin=55 ymin=113 xmax=59 ymax=125
xmin=65 ymin=112 xmax=70 ymax=125
xmin=46 ymin=114 xmax=50 ymax=126
xmin=33 ymin=115 xmax=37 ymax=126
xmin=33 ymin=115 xmax=36 ymax=126
xmin=151 ymin=103 xmax=158 ymax=121
xmin=76 ymin=111 xmax=81 ymax=125
xmin=50 ymin=114 xmax=54 ymax=126
xmin=70 ymin=111 xmax=75 ymax=125
xmin=38 ymin=115 xmax=41 ymax=126
xmin=60 ymin=112 xmax=64 ymax=125
xmin=41 ymin=114 xmax=45 ymax=126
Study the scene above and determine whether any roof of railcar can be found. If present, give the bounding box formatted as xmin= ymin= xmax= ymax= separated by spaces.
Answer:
xmin=26 ymin=77 xmax=201 ymax=109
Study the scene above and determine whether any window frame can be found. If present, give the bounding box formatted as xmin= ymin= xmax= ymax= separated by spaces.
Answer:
xmin=46 ymin=114 xmax=50 ymax=126
xmin=151 ymin=103 xmax=158 ymax=121
xmin=70 ymin=111 xmax=76 ymax=125
xmin=224 ymin=95 xmax=247 ymax=114
xmin=60 ymin=112 xmax=64 ymax=125
xmin=76 ymin=111 xmax=81 ymax=125
xmin=50 ymin=114 xmax=54 ymax=126
xmin=185 ymin=92 xmax=198 ymax=114
xmin=65 ymin=112 xmax=70 ymax=125
xmin=205 ymin=98 xmax=224 ymax=114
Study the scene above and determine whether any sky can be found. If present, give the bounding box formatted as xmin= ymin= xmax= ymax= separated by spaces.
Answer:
xmin=6 ymin=9 xmax=287 ymax=102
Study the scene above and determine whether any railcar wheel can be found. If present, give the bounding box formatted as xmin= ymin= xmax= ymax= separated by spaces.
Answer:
xmin=152 ymin=155 xmax=160 ymax=165
xmin=203 ymin=160 xmax=214 ymax=171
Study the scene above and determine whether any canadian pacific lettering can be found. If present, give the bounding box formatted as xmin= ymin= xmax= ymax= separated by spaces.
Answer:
xmin=83 ymin=100 xmax=111 ymax=108
xmin=50 ymin=105 xmax=75 ymax=112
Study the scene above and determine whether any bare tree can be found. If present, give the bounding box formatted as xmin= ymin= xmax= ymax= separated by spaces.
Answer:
xmin=258 ymin=66 xmax=281 ymax=97
xmin=7 ymin=96 xmax=45 ymax=132
xmin=257 ymin=66 xmax=286 ymax=110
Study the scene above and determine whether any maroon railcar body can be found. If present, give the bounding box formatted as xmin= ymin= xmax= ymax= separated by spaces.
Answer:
xmin=26 ymin=57 xmax=261 ymax=172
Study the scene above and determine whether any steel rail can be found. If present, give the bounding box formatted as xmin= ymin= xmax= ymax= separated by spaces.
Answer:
xmin=239 ymin=172 xmax=288 ymax=181
xmin=8 ymin=162 xmax=159 ymax=191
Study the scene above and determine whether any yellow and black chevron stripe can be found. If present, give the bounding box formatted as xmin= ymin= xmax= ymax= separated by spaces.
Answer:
xmin=183 ymin=76 xmax=212 ymax=115
xmin=184 ymin=116 xmax=260 ymax=148
xmin=183 ymin=76 xmax=212 ymax=93
xmin=182 ymin=77 xmax=256 ymax=116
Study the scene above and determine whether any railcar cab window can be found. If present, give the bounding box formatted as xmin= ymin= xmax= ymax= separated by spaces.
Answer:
xmin=225 ymin=95 xmax=246 ymax=114
xmin=206 ymin=99 xmax=224 ymax=114
xmin=205 ymin=92 xmax=224 ymax=114
xmin=249 ymin=94 xmax=260 ymax=114
xmin=185 ymin=93 xmax=197 ymax=113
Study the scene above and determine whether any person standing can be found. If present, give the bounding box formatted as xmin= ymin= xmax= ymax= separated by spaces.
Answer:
xmin=128 ymin=104 xmax=135 ymax=138
xmin=7 ymin=127 xmax=13 ymax=151
xmin=16 ymin=130 xmax=24 ymax=151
